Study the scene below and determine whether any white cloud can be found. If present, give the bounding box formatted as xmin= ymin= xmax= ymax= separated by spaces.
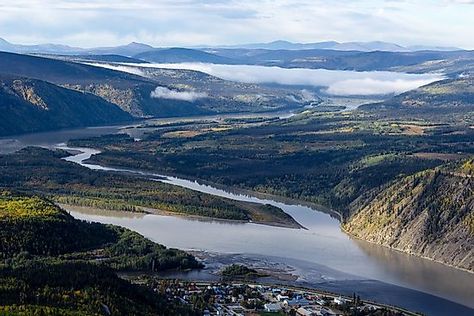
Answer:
xmin=150 ymin=86 xmax=208 ymax=101
xmin=324 ymin=78 xmax=438 ymax=96
xmin=133 ymin=63 xmax=443 ymax=96
xmin=87 ymin=63 xmax=147 ymax=76
xmin=0 ymin=0 xmax=473 ymax=49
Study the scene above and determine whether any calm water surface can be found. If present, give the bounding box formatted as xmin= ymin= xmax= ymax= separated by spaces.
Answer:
xmin=1 ymin=121 xmax=473 ymax=313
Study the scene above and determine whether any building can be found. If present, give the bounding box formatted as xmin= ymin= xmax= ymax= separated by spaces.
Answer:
xmin=333 ymin=296 xmax=347 ymax=305
xmin=264 ymin=303 xmax=282 ymax=312
xmin=277 ymin=294 xmax=290 ymax=301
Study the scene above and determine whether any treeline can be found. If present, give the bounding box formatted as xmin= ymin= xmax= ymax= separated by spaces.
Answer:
xmin=0 ymin=146 xmax=302 ymax=226
xmin=0 ymin=192 xmax=203 ymax=314
xmin=0 ymin=147 xmax=251 ymax=221
xmin=80 ymin=128 xmax=452 ymax=218
xmin=0 ymin=261 xmax=198 ymax=316
xmin=54 ymin=196 xmax=140 ymax=212
xmin=0 ymin=191 xmax=202 ymax=271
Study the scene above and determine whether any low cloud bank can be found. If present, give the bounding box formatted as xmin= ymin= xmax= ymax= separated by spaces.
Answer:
xmin=87 ymin=63 xmax=147 ymax=77
xmin=133 ymin=63 xmax=443 ymax=96
xmin=150 ymin=86 xmax=208 ymax=102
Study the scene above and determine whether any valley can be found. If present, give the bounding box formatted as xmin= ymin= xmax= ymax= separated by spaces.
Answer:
xmin=0 ymin=111 xmax=473 ymax=315
xmin=1 ymin=35 xmax=473 ymax=315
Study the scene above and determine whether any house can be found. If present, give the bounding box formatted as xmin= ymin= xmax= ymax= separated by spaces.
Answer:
xmin=277 ymin=294 xmax=290 ymax=301
xmin=316 ymin=298 xmax=326 ymax=306
xmin=297 ymin=306 xmax=319 ymax=316
xmin=264 ymin=303 xmax=282 ymax=312
xmin=284 ymin=298 xmax=311 ymax=307
xmin=322 ymin=307 xmax=343 ymax=316
xmin=333 ymin=296 xmax=347 ymax=305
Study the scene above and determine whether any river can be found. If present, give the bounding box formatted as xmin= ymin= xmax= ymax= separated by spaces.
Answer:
xmin=1 ymin=119 xmax=473 ymax=315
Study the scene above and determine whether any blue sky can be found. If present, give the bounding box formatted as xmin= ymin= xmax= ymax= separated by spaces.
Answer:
xmin=0 ymin=0 xmax=473 ymax=48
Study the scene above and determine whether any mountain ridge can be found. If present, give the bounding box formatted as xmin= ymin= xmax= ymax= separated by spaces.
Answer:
xmin=0 ymin=37 xmax=464 ymax=57
xmin=207 ymin=40 xmax=462 ymax=52
xmin=0 ymin=74 xmax=133 ymax=136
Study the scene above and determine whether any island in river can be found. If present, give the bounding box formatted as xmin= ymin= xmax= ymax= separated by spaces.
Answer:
xmin=0 ymin=114 xmax=473 ymax=316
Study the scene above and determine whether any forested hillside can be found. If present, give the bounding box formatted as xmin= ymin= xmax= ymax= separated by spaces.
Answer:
xmin=0 ymin=147 xmax=300 ymax=228
xmin=361 ymin=77 xmax=474 ymax=111
xmin=0 ymin=75 xmax=132 ymax=136
xmin=0 ymin=51 xmax=305 ymax=127
xmin=344 ymin=161 xmax=474 ymax=271
xmin=0 ymin=191 xmax=201 ymax=315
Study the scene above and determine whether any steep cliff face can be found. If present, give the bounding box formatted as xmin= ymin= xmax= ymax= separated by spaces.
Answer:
xmin=344 ymin=160 xmax=474 ymax=271
xmin=63 ymin=83 xmax=144 ymax=116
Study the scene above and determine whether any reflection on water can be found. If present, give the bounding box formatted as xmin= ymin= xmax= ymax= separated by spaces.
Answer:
xmin=60 ymin=204 xmax=146 ymax=219
xmin=353 ymin=238 xmax=474 ymax=307
xmin=60 ymin=145 xmax=474 ymax=309
xmin=2 ymin=119 xmax=474 ymax=311
xmin=0 ymin=125 xmax=128 ymax=154
xmin=67 ymin=205 xmax=474 ymax=309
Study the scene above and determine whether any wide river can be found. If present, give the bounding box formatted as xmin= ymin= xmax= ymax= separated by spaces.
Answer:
xmin=1 ymin=117 xmax=473 ymax=316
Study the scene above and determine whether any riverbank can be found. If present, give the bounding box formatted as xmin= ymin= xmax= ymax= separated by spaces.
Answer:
xmin=72 ymin=146 xmax=474 ymax=276
xmin=125 ymin=251 xmax=474 ymax=316
xmin=340 ymin=224 xmax=474 ymax=275
xmin=60 ymin=203 xmax=303 ymax=230
xmin=81 ymin=152 xmax=474 ymax=275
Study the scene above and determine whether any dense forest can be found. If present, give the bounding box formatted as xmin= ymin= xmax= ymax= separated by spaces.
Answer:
xmin=0 ymin=191 xmax=202 ymax=315
xmin=0 ymin=147 xmax=300 ymax=228
xmin=0 ymin=191 xmax=202 ymax=271
xmin=220 ymin=264 xmax=266 ymax=279
xmin=63 ymin=108 xmax=473 ymax=271
xmin=73 ymin=111 xmax=473 ymax=218
xmin=0 ymin=75 xmax=132 ymax=136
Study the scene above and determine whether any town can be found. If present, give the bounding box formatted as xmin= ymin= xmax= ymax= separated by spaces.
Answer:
xmin=144 ymin=278 xmax=418 ymax=316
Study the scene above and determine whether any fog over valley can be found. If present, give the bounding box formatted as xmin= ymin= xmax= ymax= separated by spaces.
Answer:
xmin=93 ymin=62 xmax=444 ymax=96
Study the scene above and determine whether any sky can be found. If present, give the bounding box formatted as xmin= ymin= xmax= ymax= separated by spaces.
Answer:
xmin=0 ymin=0 xmax=473 ymax=49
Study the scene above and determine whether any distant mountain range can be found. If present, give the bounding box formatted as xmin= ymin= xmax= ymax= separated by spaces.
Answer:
xmin=0 ymin=37 xmax=464 ymax=57
xmin=207 ymin=40 xmax=462 ymax=52
xmin=3 ymin=37 xmax=473 ymax=76
xmin=134 ymin=47 xmax=236 ymax=64
xmin=0 ymin=38 xmax=153 ymax=57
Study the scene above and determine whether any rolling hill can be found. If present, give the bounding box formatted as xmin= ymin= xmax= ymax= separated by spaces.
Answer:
xmin=360 ymin=77 xmax=474 ymax=111
xmin=134 ymin=47 xmax=236 ymax=64
xmin=0 ymin=51 xmax=305 ymax=124
xmin=0 ymin=75 xmax=132 ymax=136
xmin=0 ymin=191 xmax=201 ymax=315
xmin=209 ymin=48 xmax=474 ymax=71
xmin=0 ymin=51 xmax=217 ymax=117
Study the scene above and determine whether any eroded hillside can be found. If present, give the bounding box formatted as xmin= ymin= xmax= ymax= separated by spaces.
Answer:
xmin=345 ymin=161 xmax=474 ymax=271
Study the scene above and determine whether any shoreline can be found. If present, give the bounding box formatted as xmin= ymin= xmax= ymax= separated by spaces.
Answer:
xmin=138 ymin=168 xmax=474 ymax=275
xmin=59 ymin=203 xmax=303 ymax=230
xmin=340 ymin=224 xmax=474 ymax=275
xmin=121 ymin=272 xmax=423 ymax=316
xmin=74 ymin=150 xmax=473 ymax=275
xmin=85 ymin=155 xmax=345 ymax=222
